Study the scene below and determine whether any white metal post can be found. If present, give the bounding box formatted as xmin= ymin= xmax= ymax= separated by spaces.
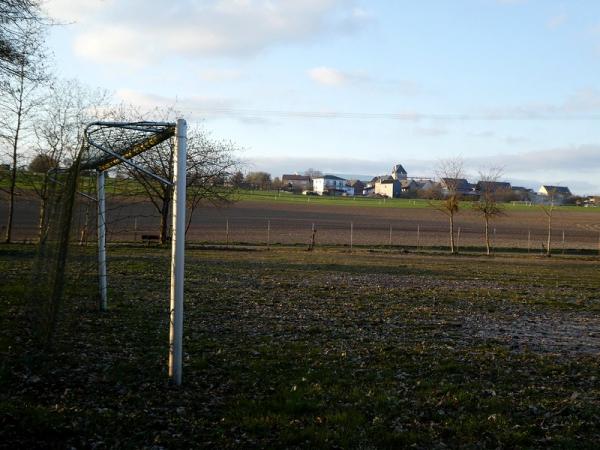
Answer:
xmin=169 ymin=118 xmax=187 ymax=386
xmin=97 ymin=170 xmax=107 ymax=311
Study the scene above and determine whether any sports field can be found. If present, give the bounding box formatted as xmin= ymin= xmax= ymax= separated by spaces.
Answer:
xmin=1 ymin=245 xmax=600 ymax=448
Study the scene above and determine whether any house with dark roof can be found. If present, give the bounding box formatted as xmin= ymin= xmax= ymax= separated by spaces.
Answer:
xmin=281 ymin=174 xmax=311 ymax=192
xmin=440 ymin=178 xmax=473 ymax=195
xmin=476 ymin=181 xmax=512 ymax=193
xmin=538 ymin=185 xmax=572 ymax=204
xmin=347 ymin=179 xmax=365 ymax=195
xmin=538 ymin=185 xmax=571 ymax=197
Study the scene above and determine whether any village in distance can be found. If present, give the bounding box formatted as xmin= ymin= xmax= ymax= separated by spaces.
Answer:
xmin=237 ymin=163 xmax=597 ymax=207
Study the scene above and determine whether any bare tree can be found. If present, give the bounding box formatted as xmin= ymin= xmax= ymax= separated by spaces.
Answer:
xmin=0 ymin=22 xmax=47 ymax=243
xmin=541 ymin=189 xmax=557 ymax=257
xmin=126 ymin=118 xmax=242 ymax=244
xmin=245 ymin=171 xmax=272 ymax=190
xmin=432 ymin=158 xmax=466 ymax=254
xmin=304 ymin=168 xmax=323 ymax=178
xmin=185 ymin=134 xmax=241 ymax=235
xmin=473 ymin=167 xmax=507 ymax=255
xmin=0 ymin=0 xmax=46 ymax=79
xmin=26 ymin=79 xmax=110 ymax=238
xmin=229 ymin=170 xmax=245 ymax=188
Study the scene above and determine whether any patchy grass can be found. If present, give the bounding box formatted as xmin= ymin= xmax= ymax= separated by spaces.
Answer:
xmin=1 ymin=244 xmax=600 ymax=448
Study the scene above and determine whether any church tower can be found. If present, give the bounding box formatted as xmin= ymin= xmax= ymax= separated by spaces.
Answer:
xmin=392 ymin=164 xmax=407 ymax=180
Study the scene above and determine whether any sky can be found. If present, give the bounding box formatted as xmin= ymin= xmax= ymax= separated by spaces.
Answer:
xmin=42 ymin=0 xmax=600 ymax=194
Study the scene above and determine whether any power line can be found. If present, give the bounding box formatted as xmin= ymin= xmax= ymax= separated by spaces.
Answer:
xmin=192 ymin=107 xmax=600 ymax=121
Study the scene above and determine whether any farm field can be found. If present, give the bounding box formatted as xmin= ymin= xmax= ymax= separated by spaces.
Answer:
xmin=2 ymin=245 xmax=600 ymax=448
xmin=2 ymin=190 xmax=600 ymax=252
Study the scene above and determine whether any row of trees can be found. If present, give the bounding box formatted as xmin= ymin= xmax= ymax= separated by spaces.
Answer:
xmin=434 ymin=158 xmax=558 ymax=257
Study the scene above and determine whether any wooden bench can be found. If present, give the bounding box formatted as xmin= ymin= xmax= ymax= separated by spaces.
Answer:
xmin=141 ymin=234 xmax=160 ymax=245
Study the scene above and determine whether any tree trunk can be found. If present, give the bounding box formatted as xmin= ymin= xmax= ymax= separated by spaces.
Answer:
xmin=37 ymin=176 xmax=49 ymax=242
xmin=546 ymin=212 xmax=552 ymax=257
xmin=159 ymin=196 xmax=171 ymax=245
xmin=485 ymin=217 xmax=491 ymax=255
xmin=4 ymin=158 xmax=17 ymax=243
xmin=449 ymin=214 xmax=455 ymax=254
xmin=4 ymin=69 xmax=25 ymax=244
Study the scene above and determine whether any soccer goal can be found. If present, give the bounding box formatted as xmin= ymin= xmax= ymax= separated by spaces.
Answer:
xmin=36 ymin=119 xmax=188 ymax=385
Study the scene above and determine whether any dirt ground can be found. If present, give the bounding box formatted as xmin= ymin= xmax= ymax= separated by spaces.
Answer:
xmin=2 ymin=192 xmax=600 ymax=250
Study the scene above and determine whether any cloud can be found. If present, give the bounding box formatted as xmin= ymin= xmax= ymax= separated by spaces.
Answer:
xmin=248 ymin=145 xmax=600 ymax=194
xmin=308 ymin=67 xmax=348 ymax=86
xmin=116 ymin=89 xmax=236 ymax=119
xmin=115 ymin=89 xmax=279 ymax=125
xmin=495 ymin=0 xmax=527 ymax=5
xmin=307 ymin=66 xmax=369 ymax=86
xmin=470 ymin=131 xmax=496 ymax=138
xmin=547 ymin=13 xmax=567 ymax=30
xmin=307 ymin=67 xmax=424 ymax=96
xmin=482 ymin=88 xmax=600 ymax=118
xmin=198 ymin=69 xmax=242 ymax=82
xmin=43 ymin=0 xmax=113 ymax=22
xmin=63 ymin=0 xmax=370 ymax=66
xmin=247 ymin=155 xmax=389 ymax=178
xmin=414 ymin=127 xmax=448 ymax=137
xmin=492 ymin=145 xmax=600 ymax=173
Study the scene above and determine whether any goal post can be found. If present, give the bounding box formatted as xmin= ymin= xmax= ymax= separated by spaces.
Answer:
xmin=169 ymin=118 xmax=186 ymax=385
xmin=86 ymin=119 xmax=187 ymax=385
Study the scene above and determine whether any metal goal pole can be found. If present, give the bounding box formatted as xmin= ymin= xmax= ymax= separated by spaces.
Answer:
xmin=169 ymin=119 xmax=187 ymax=385
xmin=97 ymin=170 xmax=108 ymax=311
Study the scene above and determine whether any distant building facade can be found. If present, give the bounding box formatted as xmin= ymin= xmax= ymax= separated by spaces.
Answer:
xmin=313 ymin=175 xmax=354 ymax=196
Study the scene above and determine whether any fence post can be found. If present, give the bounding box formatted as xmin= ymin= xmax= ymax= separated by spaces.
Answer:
xmin=350 ymin=221 xmax=354 ymax=252
xmin=417 ymin=224 xmax=420 ymax=252
xmin=562 ymin=230 xmax=565 ymax=254
xmin=456 ymin=227 xmax=461 ymax=253
xmin=308 ymin=222 xmax=316 ymax=251
xmin=389 ymin=224 xmax=392 ymax=249
xmin=267 ymin=219 xmax=270 ymax=250
xmin=226 ymin=219 xmax=229 ymax=246
xmin=527 ymin=229 xmax=531 ymax=254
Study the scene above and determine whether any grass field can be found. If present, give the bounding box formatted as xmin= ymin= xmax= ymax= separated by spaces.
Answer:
xmin=2 ymin=244 xmax=600 ymax=448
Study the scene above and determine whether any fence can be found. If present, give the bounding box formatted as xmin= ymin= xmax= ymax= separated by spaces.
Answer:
xmin=5 ymin=193 xmax=600 ymax=255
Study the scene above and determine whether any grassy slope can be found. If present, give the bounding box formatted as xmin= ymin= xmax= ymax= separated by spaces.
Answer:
xmin=1 ymin=245 xmax=600 ymax=448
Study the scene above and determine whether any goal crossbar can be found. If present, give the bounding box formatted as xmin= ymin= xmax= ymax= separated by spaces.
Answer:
xmin=80 ymin=121 xmax=176 ymax=172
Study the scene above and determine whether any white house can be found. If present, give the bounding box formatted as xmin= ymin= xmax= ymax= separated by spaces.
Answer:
xmin=313 ymin=175 xmax=354 ymax=196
